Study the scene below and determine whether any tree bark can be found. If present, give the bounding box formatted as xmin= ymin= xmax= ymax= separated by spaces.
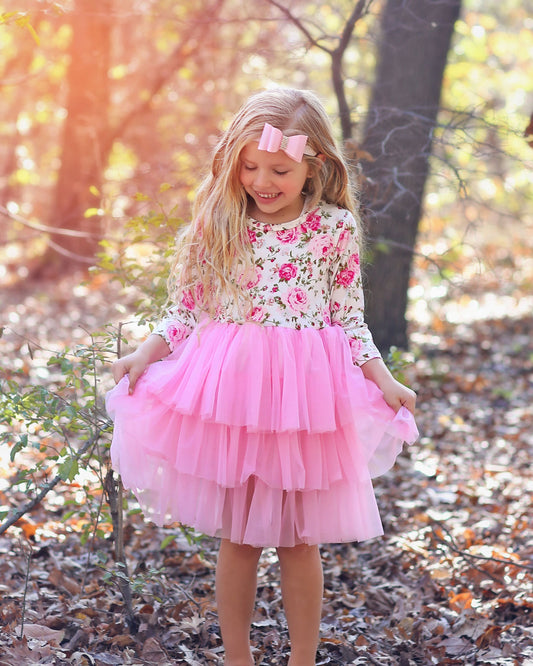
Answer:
xmin=44 ymin=0 xmax=112 ymax=271
xmin=39 ymin=0 xmax=228 ymax=275
xmin=360 ymin=0 xmax=462 ymax=350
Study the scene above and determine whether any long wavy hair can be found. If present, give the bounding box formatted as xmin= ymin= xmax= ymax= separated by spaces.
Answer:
xmin=168 ymin=88 xmax=359 ymax=317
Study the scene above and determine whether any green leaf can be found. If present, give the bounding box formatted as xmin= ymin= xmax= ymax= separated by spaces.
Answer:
xmin=84 ymin=207 xmax=103 ymax=218
xmin=10 ymin=434 xmax=28 ymax=461
xmin=160 ymin=534 xmax=178 ymax=550
xmin=58 ymin=457 xmax=79 ymax=481
xmin=24 ymin=20 xmax=40 ymax=45
xmin=0 ymin=11 xmax=22 ymax=24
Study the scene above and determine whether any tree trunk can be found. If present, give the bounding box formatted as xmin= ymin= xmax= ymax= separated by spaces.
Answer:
xmin=44 ymin=0 xmax=112 ymax=271
xmin=0 ymin=36 xmax=36 ymax=243
xmin=360 ymin=0 xmax=462 ymax=350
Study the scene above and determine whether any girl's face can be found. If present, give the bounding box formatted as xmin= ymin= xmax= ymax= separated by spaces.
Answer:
xmin=239 ymin=142 xmax=311 ymax=225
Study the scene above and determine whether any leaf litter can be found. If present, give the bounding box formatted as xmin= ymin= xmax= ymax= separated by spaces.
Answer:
xmin=0 ymin=267 xmax=532 ymax=665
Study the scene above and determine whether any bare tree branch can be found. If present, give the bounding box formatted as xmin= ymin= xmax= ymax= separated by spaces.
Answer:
xmin=0 ymin=204 xmax=99 ymax=239
xmin=0 ymin=434 xmax=99 ymax=537
xmin=106 ymin=0 xmax=227 ymax=150
xmin=265 ymin=0 xmax=332 ymax=54
xmin=266 ymin=0 xmax=373 ymax=139
xmin=336 ymin=0 xmax=371 ymax=55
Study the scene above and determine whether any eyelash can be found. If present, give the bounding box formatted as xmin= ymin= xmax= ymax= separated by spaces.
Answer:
xmin=243 ymin=165 xmax=289 ymax=176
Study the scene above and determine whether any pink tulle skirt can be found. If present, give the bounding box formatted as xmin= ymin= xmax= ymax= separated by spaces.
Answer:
xmin=106 ymin=321 xmax=418 ymax=547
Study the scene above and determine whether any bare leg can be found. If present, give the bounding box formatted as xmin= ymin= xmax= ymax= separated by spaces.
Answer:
xmin=277 ymin=543 xmax=323 ymax=666
xmin=216 ymin=539 xmax=263 ymax=666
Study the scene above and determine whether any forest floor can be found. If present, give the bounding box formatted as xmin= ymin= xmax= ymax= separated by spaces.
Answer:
xmin=0 ymin=244 xmax=532 ymax=665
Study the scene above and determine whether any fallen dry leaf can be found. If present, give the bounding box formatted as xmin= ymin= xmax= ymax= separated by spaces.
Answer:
xmin=16 ymin=622 xmax=65 ymax=644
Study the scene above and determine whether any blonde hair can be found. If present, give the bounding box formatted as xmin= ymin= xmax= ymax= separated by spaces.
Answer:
xmin=169 ymin=88 xmax=358 ymax=316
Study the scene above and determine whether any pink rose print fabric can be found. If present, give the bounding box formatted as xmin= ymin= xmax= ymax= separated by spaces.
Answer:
xmin=181 ymin=290 xmax=196 ymax=311
xmin=153 ymin=202 xmax=380 ymax=365
xmin=282 ymin=287 xmax=309 ymax=313
xmin=167 ymin=322 xmax=189 ymax=346
xmin=278 ymin=263 xmax=298 ymax=281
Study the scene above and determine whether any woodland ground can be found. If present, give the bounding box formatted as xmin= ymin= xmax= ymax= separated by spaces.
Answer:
xmin=0 ymin=243 xmax=532 ymax=665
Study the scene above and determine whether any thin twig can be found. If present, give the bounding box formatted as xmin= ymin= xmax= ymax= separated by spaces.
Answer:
xmin=265 ymin=0 xmax=332 ymax=53
xmin=0 ymin=435 xmax=98 ymax=536
xmin=432 ymin=522 xmax=533 ymax=573
xmin=103 ymin=322 xmax=139 ymax=633
xmin=47 ymin=238 xmax=96 ymax=264
xmin=0 ymin=204 xmax=99 ymax=239
xmin=117 ymin=322 xmax=124 ymax=361
xmin=175 ymin=580 xmax=203 ymax=612
xmin=19 ymin=541 xmax=33 ymax=639
xmin=104 ymin=469 xmax=139 ymax=633
xmin=81 ymin=474 xmax=107 ymax=592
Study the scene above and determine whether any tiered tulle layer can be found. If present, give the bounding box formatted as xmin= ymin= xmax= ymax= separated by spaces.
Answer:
xmin=106 ymin=321 xmax=418 ymax=547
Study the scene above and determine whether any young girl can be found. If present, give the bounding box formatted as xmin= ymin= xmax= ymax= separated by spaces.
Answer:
xmin=106 ymin=88 xmax=418 ymax=666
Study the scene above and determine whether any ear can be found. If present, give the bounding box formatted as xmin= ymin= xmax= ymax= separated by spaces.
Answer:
xmin=306 ymin=153 xmax=325 ymax=178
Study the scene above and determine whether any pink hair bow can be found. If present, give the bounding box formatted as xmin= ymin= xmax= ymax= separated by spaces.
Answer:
xmin=257 ymin=123 xmax=313 ymax=162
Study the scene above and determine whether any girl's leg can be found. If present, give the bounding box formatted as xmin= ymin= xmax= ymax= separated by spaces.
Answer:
xmin=216 ymin=539 xmax=263 ymax=666
xmin=277 ymin=543 xmax=323 ymax=666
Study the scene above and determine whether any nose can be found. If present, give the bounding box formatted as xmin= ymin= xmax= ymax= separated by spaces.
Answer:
xmin=252 ymin=168 xmax=271 ymax=188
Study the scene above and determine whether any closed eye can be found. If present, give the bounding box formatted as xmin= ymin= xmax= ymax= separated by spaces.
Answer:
xmin=241 ymin=163 xmax=289 ymax=176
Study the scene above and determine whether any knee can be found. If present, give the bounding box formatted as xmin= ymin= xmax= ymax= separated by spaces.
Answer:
xmin=276 ymin=543 xmax=320 ymax=564
xmin=220 ymin=539 xmax=263 ymax=563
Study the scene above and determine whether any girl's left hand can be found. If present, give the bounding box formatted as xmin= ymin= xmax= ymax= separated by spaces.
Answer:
xmin=381 ymin=378 xmax=417 ymax=414
xmin=360 ymin=357 xmax=417 ymax=414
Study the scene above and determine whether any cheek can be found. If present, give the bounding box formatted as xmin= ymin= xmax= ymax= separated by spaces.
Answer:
xmin=289 ymin=175 xmax=308 ymax=194
xmin=239 ymin=168 xmax=249 ymax=187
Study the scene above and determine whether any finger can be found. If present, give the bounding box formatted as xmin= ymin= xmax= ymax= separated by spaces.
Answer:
xmin=401 ymin=396 xmax=416 ymax=414
xmin=128 ymin=365 xmax=146 ymax=394
xmin=112 ymin=364 xmax=126 ymax=385
xmin=388 ymin=397 xmax=403 ymax=413
xmin=127 ymin=371 xmax=137 ymax=394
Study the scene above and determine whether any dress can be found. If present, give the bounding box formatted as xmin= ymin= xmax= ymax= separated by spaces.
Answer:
xmin=105 ymin=202 xmax=419 ymax=547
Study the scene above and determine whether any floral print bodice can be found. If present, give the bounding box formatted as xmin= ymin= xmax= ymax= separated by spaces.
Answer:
xmin=153 ymin=202 xmax=381 ymax=366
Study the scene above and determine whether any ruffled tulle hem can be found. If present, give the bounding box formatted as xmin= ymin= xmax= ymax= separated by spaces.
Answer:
xmin=124 ymin=471 xmax=385 ymax=548
xmin=106 ymin=320 xmax=418 ymax=546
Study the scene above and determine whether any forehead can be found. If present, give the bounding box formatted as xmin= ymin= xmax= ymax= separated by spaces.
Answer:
xmin=240 ymin=141 xmax=295 ymax=166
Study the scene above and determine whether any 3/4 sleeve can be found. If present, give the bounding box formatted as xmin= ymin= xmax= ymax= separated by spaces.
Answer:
xmin=151 ymin=290 xmax=198 ymax=352
xmin=329 ymin=211 xmax=381 ymax=366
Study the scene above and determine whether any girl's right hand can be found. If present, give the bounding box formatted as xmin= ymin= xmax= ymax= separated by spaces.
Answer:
xmin=112 ymin=350 xmax=151 ymax=394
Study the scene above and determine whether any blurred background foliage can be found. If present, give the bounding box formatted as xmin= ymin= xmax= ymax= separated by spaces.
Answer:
xmin=0 ymin=0 xmax=532 ymax=332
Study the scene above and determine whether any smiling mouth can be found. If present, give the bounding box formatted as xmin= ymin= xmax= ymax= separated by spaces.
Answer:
xmin=256 ymin=192 xmax=280 ymax=200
